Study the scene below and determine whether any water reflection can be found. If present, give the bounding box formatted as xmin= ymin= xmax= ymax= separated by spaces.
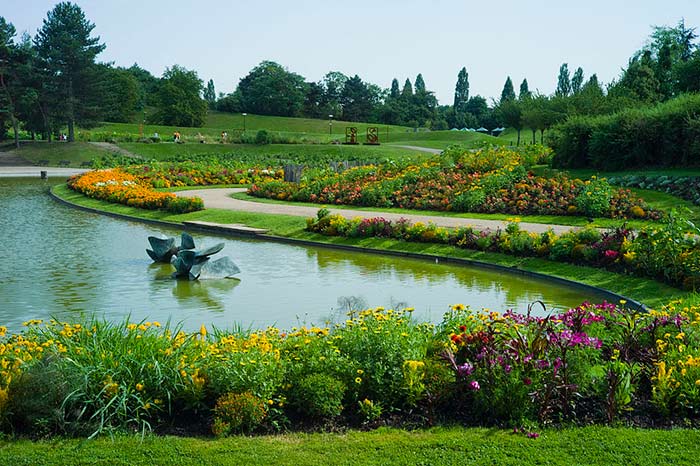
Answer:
xmin=0 ymin=178 xmax=606 ymax=332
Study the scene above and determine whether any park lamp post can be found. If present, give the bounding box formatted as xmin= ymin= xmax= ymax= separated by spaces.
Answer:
xmin=242 ymin=113 xmax=247 ymax=132
xmin=329 ymin=114 xmax=333 ymax=136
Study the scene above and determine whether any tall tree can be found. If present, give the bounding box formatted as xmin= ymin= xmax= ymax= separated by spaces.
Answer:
xmin=401 ymin=78 xmax=413 ymax=97
xmin=0 ymin=16 xmax=28 ymax=147
xmin=414 ymin=73 xmax=426 ymax=93
xmin=234 ymin=61 xmax=307 ymax=117
xmin=453 ymin=67 xmax=469 ymax=111
xmin=390 ymin=78 xmax=400 ymax=99
xmin=340 ymin=75 xmax=374 ymax=122
xmin=555 ymin=63 xmax=571 ymax=97
xmin=34 ymin=2 xmax=105 ymax=141
xmin=500 ymin=76 xmax=516 ymax=102
xmin=153 ymin=65 xmax=207 ymax=127
xmin=519 ymin=78 xmax=531 ymax=100
xmin=571 ymin=67 xmax=584 ymax=94
xmin=496 ymin=99 xmax=523 ymax=145
xmin=126 ymin=63 xmax=159 ymax=108
xmin=203 ymin=79 xmax=216 ymax=108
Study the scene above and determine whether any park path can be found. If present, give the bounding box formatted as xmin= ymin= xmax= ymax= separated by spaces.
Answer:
xmin=388 ymin=144 xmax=442 ymax=154
xmin=89 ymin=142 xmax=142 ymax=158
xmin=176 ymin=187 xmax=582 ymax=235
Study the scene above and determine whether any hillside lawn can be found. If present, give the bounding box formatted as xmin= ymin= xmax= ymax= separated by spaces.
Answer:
xmin=6 ymin=141 xmax=117 ymax=165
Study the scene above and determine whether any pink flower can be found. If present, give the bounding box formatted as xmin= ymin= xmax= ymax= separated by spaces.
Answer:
xmin=469 ymin=380 xmax=480 ymax=391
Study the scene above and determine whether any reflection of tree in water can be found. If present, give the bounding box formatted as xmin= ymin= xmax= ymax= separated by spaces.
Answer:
xmin=308 ymin=248 xmax=602 ymax=314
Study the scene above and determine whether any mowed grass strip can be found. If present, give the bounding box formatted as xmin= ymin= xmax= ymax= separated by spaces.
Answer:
xmin=2 ymin=426 xmax=699 ymax=466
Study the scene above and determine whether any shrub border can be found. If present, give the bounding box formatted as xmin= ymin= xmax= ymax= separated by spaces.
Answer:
xmin=49 ymin=184 xmax=648 ymax=312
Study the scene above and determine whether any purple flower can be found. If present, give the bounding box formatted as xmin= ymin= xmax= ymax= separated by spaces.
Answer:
xmin=457 ymin=362 xmax=474 ymax=377
xmin=468 ymin=380 xmax=480 ymax=391
xmin=504 ymin=364 xmax=512 ymax=374
xmin=526 ymin=432 xmax=540 ymax=439
xmin=523 ymin=377 xmax=532 ymax=386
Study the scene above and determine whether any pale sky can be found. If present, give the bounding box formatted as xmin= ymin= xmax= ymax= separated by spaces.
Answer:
xmin=5 ymin=0 xmax=700 ymax=105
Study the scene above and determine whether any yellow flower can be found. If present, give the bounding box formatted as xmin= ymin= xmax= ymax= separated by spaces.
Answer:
xmin=136 ymin=383 xmax=144 ymax=392
xmin=355 ymin=377 xmax=362 ymax=384
xmin=357 ymin=369 xmax=364 ymax=375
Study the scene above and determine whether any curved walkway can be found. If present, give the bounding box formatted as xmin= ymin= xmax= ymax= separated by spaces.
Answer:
xmin=176 ymin=188 xmax=582 ymax=235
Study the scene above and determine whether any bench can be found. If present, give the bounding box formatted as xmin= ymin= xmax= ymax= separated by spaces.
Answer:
xmin=58 ymin=160 xmax=71 ymax=167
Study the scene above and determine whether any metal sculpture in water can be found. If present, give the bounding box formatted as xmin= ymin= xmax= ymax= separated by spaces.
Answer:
xmin=147 ymin=233 xmax=240 ymax=280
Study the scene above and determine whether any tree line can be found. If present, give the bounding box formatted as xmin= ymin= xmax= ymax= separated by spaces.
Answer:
xmin=2 ymin=3 xmax=699 ymax=147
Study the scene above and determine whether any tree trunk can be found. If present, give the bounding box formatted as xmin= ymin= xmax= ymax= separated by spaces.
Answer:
xmin=531 ymin=129 xmax=536 ymax=144
xmin=516 ymin=129 xmax=521 ymax=146
xmin=12 ymin=117 xmax=19 ymax=149
xmin=67 ymin=76 xmax=75 ymax=142
xmin=0 ymin=73 xmax=19 ymax=149
xmin=540 ymin=128 xmax=545 ymax=144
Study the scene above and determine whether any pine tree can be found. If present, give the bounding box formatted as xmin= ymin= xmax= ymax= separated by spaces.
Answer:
xmin=555 ymin=63 xmax=571 ymax=97
xmin=34 ymin=2 xmax=105 ymax=141
xmin=519 ymin=79 xmax=531 ymax=100
xmin=500 ymin=76 xmax=516 ymax=102
xmin=414 ymin=73 xmax=426 ymax=93
xmin=453 ymin=67 xmax=469 ymax=110
xmin=401 ymin=78 xmax=413 ymax=97
xmin=203 ymin=79 xmax=216 ymax=108
xmin=571 ymin=67 xmax=584 ymax=94
xmin=390 ymin=78 xmax=400 ymax=99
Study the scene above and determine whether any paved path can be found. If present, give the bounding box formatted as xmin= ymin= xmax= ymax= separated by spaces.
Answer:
xmin=176 ymin=187 xmax=582 ymax=235
xmin=89 ymin=142 xmax=142 ymax=158
xmin=389 ymin=144 xmax=443 ymax=154
xmin=0 ymin=166 xmax=89 ymax=178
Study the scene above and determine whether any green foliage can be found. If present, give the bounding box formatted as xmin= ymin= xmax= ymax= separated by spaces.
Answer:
xmin=500 ymin=76 xmax=516 ymax=102
xmin=555 ymin=63 xmax=571 ymax=97
xmin=212 ymin=392 xmax=267 ymax=436
xmin=289 ymin=374 xmax=346 ymax=420
xmin=254 ymin=129 xmax=270 ymax=145
xmin=152 ymin=65 xmax=207 ymax=127
xmin=453 ymin=67 xmax=469 ymax=111
xmin=574 ymin=178 xmax=613 ymax=217
xmin=550 ymin=94 xmax=700 ymax=170
xmin=235 ymin=61 xmax=307 ymax=117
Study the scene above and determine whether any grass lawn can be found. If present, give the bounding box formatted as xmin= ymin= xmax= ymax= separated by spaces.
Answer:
xmin=9 ymin=141 xmax=118 ymax=166
xmin=90 ymin=111 xmax=411 ymax=144
xmin=52 ymin=184 xmax=691 ymax=308
xmin=116 ymin=141 xmax=426 ymax=162
xmin=387 ymin=129 xmax=506 ymax=149
xmin=3 ymin=426 xmax=700 ymax=465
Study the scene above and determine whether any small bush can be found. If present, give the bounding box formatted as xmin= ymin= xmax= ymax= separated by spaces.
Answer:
xmin=289 ymin=373 xmax=346 ymax=420
xmin=212 ymin=391 xmax=267 ymax=436
xmin=255 ymin=130 xmax=271 ymax=145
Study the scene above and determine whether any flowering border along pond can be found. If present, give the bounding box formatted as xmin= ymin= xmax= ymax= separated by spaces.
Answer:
xmin=1 ymin=299 xmax=700 ymax=439
xmin=306 ymin=209 xmax=700 ymax=291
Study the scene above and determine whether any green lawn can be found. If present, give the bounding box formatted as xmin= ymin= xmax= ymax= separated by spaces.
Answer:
xmin=116 ymin=141 xmax=426 ymax=162
xmin=9 ymin=141 xmax=119 ymax=166
xmin=90 ymin=111 xmax=411 ymax=144
xmin=52 ymin=184 xmax=690 ymax=308
xmin=2 ymin=426 xmax=700 ymax=465
xmin=388 ymin=129 xmax=506 ymax=149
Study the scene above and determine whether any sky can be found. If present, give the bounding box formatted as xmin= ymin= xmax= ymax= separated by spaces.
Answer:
xmin=5 ymin=0 xmax=700 ymax=105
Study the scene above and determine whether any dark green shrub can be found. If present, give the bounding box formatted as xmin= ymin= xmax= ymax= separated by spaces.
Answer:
xmin=255 ymin=130 xmax=271 ymax=145
xmin=289 ymin=373 xmax=346 ymax=420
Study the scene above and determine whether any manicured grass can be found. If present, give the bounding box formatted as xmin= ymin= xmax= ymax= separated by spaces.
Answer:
xmin=230 ymin=192 xmax=660 ymax=230
xmin=10 ymin=141 xmax=117 ymax=166
xmin=116 ymin=141 xmax=426 ymax=162
xmin=538 ymin=166 xmax=700 ymax=179
xmin=91 ymin=111 xmax=411 ymax=144
xmin=388 ymin=129 xmax=505 ymax=149
xmin=52 ymin=184 xmax=690 ymax=308
xmin=2 ymin=426 xmax=699 ymax=465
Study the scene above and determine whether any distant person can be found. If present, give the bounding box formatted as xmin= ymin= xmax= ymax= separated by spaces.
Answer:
xmin=198 ymin=132 xmax=205 ymax=143
xmin=221 ymin=131 xmax=228 ymax=143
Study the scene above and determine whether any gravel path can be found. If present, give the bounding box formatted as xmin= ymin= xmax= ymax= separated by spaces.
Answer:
xmin=176 ymin=187 xmax=582 ymax=235
xmin=89 ymin=142 xmax=142 ymax=158
xmin=388 ymin=145 xmax=443 ymax=154
xmin=0 ymin=166 xmax=89 ymax=178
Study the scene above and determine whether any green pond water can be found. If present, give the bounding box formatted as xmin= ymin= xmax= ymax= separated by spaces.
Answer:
xmin=0 ymin=177 xmax=608 ymax=332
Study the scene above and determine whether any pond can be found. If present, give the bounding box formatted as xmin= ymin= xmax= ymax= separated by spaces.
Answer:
xmin=0 ymin=177 xmax=608 ymax=331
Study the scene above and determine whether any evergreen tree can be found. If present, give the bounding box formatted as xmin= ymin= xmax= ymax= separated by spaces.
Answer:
xmin=500 ymin=76 xmax=516 ymax=102
xmin=340 ymin=75 xmax=374 ymax=122
xmin=571 ymin=67 xmax=584 ymax=94
xmin=453 ymin=67 xmax=469 ymax=110
xmin=401 ymin=78 xmax=413 ymax=97
xmin=555 ymin=63 xmax=571 ymax=97
xmin=203 ymin=79 xmax=216 ymax=108
xmin=34 ymin=2 xmax=105 ymax=141
xmin=519 ymin=78 xmax=531 ymax=100
xmin=414 ymin=73 xmax=426 ymax=93
xmin=390 ymin=78 xmax=400 ymax=99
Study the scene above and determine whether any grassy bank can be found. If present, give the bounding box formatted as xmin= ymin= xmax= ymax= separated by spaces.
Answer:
xmin=10 ymin=141 xmax=117 ymax=165
xmin=51 ymin=184 xmax=690 ymax=308
xmin=2 ymin=426 xmax=699 ymax=465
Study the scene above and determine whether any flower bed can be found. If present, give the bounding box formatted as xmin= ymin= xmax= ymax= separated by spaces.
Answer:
xmin=122 ymin=162 xmax=283 ymax=189
xmin=1 ymin=298 xmax=700 ymax=438
xmin=306 ymin=209 xmax=700 ymax=290
xmin=67 ymin=169 xmax=203 ymax=213
xmin=249 ymin=146 xmax=660 ymax=220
